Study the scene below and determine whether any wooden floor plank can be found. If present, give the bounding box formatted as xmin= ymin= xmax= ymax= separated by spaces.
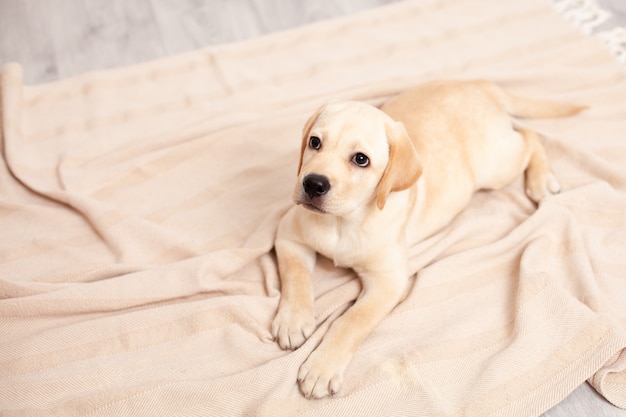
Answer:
xmin=47 ymin=0 xmax=165 ymax=79
xmin=0 ymin=0 xmax=60 ymax=81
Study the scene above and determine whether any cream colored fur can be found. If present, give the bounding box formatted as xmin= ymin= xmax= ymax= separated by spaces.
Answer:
xmin=271 ymin=79 xmax=586 ymax=399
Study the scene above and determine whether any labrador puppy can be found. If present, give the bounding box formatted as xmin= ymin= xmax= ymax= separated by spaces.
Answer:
xmin=271 ymin=80 xmax=585 ymax=399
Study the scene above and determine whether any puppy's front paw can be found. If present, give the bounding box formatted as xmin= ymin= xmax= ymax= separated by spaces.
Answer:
xmin=271 ymin=303 xmax=315 ymax=350
xmin=526 ymin=170 xmax=560 ymax=203
xmin=298 ymin=347 xmax=349 ymax=399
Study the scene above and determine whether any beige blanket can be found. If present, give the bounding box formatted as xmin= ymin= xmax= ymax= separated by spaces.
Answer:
xmin=1 ymin=0 xmax=626 ymax=415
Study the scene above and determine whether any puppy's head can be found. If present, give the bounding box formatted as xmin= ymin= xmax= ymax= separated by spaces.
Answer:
xmin=294 ymin=101 xmax=421 ymax=216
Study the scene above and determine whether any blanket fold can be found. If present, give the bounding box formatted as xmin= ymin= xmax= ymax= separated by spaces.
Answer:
xmin=1 ymin=0 xmax=625 ymax=415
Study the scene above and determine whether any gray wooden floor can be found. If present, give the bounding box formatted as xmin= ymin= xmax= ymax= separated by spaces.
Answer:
xmin=1 ymin=1 xmax=625 ymax=416
xmin=1 ymin=0 xmax=624 ymax=84
xmin=0 ymin=0 xmax=408 ymax=84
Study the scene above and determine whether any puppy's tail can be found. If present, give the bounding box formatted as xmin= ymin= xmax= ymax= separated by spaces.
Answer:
xmin=484 ymin=82 xmax=588 ymax=119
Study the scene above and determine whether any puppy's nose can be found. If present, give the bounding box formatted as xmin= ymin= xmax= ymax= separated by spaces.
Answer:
xmin=303 ymin=174 xmax=331 ymax=198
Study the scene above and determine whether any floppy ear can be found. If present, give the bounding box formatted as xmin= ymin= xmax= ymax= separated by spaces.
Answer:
xmin=376 ymin=121 xmax=422 ymax=210
xmin=297 ymin=105 xmax=324 ymax=175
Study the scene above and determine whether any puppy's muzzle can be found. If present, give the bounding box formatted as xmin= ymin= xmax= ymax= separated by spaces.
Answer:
xmin=303 ymin=174 xmax=331 ymax=198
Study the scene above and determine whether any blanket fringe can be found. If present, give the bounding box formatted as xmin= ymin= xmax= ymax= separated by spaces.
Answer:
xmin=550 ymin=0 xmax=610 ymax=33
xmin=598 ymin=27 xmax=626 ymax=64
xmin=549 ymin=0 xmax=626 ymax=65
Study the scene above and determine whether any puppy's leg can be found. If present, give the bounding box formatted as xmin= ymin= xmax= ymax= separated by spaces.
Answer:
xmin=518 ymin=128 xmax=561 ymax=203
xmin=298 ymin=256 xmax=408 ymax=398
xmin=272 ymin=238 xmax=317 ymax=350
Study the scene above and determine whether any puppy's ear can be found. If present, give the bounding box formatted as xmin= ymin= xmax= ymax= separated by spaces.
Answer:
xmin=376 ymin=121 xmax=422 ymax=210
xmin=297 ymin=105 xmax=324 ymax=175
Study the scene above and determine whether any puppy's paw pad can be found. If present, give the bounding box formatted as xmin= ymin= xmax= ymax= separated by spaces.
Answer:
xmin=271 ymin=306 xmax=315 ymax=350
xmin=526 ymin=172 xmax=560 ymax=203
xmin=298 ymin=350 xmax=346 ymax=399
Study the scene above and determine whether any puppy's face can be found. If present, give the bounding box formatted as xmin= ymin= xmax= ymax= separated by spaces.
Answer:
xmin=294 ymin=102 xmax=421 ymax=216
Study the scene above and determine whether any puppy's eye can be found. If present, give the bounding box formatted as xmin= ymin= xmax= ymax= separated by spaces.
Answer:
xmin=309 ymin=136 xmax=321 ymax=150
xmin=352 ymin=153 xmax=370 ymax=167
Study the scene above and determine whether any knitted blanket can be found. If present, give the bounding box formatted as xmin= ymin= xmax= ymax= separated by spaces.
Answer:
xmin=1 ymin=0 xmax=625 ymax=415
